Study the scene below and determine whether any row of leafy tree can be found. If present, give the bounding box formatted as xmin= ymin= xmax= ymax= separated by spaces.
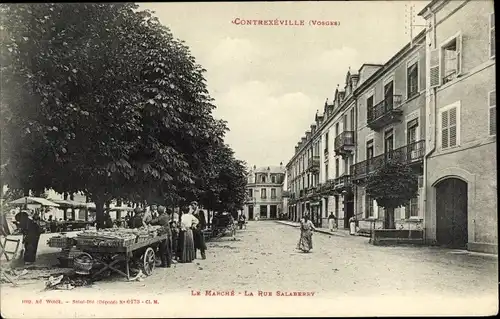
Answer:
xmin=0 ymin=3 xmax=248 ymax=228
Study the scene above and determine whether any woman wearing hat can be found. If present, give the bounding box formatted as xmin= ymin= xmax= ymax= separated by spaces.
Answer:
xmin=177 ymin=206 xmax=198 ymax=263
xmin=15 ymin=210 xmax=42 ymax=264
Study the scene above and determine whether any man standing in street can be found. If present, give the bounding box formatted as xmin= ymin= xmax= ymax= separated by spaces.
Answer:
xmin=149 ymin=206 xmax=172 ymax=268
xmin=166 ymin=208 xmax=179 ymax=263
xmin=190 ymin=201 xmax=207 ymax=260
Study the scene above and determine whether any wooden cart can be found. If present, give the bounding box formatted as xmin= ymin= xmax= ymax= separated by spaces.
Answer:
xmin=76 ymin=234 xmax=168 ymax=280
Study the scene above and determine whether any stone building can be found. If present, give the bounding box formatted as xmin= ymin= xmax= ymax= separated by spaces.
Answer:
xmin=352 ymin=30 xmax=427 ymax=233
xmin=418 ymin=0 xmax=496 ymax=253
xmin=243 ymin=164 xmax=286 ymax=220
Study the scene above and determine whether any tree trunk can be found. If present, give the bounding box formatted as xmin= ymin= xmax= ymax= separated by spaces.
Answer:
xmin=94 ymin=197 xmax=105 ymax=230
xmin=387 ymin=207 xmax=396 ymax=229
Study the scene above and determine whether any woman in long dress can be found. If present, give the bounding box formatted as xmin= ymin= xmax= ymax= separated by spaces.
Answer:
xmin=15 ymin=211 xmax=42 ymax=264
xmin=297 ymin=215 xmax=315 ymax=253
xmin=177 ymin=208 xmax=198 ymax=263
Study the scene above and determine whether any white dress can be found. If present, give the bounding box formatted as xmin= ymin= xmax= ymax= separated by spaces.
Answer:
xmin=180 ymin=214 xmax=199 ymax=231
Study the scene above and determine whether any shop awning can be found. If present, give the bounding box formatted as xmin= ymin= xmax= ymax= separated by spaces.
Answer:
xmin=8 ymin=196 xmax=60 ymax=207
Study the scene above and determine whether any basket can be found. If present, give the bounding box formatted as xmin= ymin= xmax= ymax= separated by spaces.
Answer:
xmin=73 ymin=253 xmax=93 ymax=275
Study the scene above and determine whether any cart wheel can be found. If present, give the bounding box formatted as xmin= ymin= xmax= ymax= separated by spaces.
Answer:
xmin=142 ymin=247 xmax=156 ymax=276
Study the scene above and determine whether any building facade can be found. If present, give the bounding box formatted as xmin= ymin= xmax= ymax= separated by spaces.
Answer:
xmin=418 ymin=0 xmax=496 ymax=253
xmin=351 ymin=30 xmax=427 ymax=233
xmin=285 ymin=114 xmax=324 ymax=226
xmin=284 ymin=0 xmax=495 ymax=254
xmin=243 ymin=164 xmax=286 ymax=220
xmin=318 ymin=73 xmax=360 ymax=229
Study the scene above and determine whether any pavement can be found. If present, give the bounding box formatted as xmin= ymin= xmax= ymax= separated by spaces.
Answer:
xmin=1 ymin=221 xmax=498 ymax=317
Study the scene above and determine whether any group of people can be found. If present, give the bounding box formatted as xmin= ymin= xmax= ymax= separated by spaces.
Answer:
xmin=9 ymin=201 xmax=210 ymax=268
xmin=124 ymin=201 xmax=208 ymax=267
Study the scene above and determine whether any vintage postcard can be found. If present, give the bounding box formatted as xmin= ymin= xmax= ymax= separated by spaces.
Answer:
xmin=0 ymin=1 xmax=497 ymax=318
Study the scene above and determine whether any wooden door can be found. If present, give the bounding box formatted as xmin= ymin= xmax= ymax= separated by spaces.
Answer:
xmin=436 ymin=178 xmax=468 ymax=249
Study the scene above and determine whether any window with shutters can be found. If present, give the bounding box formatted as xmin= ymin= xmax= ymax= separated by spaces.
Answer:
xmin=404 ymin=197 xmax=419 ymax=218
xmin=366 ymin=195 xmax=374 ymax=218
xmin=324 ymin=132 xmax=329 ymax=154
xmin=490 ymin=13 xmax=495 ymax=58
xmin=261 ymin=188 xmax=267 ymax=199
xmin=429 ymin=49 xmax=440 ymax=88
xmin=407 ymin=60 xmax=419 ymax=98
xmin=271 ymin=188 xmax=276 ymax=199
xmin=489 ymin=90 xmax=496 ymax=136
xmin=366 ymin=95 xmax=374 ymax=120
xmin=407 ymin=118 xmax=419 ymax=159
xmin=441 ymin=34 xmax=462 ymax=84
xmin=350 ymin=108 xmax=355 ymax=131
xmin=335 ymin=158 xmax=339 ymax=178
xmin=440 ymin=103 xmax=460 ymax=149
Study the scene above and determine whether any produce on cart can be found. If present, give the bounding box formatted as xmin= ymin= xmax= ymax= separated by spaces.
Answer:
xmin=74 ymin=225 xmax=166 ymax=280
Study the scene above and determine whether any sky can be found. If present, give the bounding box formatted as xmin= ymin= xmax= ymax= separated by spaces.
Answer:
xmin=140 ymin=1 xmax=429 ymax=169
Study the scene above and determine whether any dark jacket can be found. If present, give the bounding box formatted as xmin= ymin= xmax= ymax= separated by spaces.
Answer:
xmin=193 ymin=211 xmax=206 ymax=230
xmin=150 ymin=214 xmax=172 ymax=236
xmin=128 ymin=215 xmax=144 ymax=229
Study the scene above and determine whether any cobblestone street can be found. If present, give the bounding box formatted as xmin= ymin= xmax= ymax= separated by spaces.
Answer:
xmin=2 ymin=221 xmax=498 ymax=317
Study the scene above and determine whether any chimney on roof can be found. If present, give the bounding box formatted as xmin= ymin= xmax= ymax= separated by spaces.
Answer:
xmin=267 ymin=167 xmax=270 ymax=170
xmin=253 ymin=165 xmax=256 ymax=170
xmin=280 ymin=162 xmax=283 ymax=166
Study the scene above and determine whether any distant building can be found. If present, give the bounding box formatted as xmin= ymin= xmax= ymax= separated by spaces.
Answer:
xmin=243 ymin=164 xmax=286 ymax=220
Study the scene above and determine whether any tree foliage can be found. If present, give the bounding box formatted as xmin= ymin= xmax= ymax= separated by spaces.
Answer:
xmin=365 ymin=161 xmax=419 ymax=210
xmin=0 ymin=3 xmax=247 ymax=226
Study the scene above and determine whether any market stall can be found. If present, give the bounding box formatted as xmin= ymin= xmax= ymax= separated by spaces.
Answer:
xmin=73 ymin=226 xmax=166 ymax=280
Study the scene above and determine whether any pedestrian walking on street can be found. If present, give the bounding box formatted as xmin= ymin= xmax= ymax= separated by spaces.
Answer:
xmin=349 ymin=216 xmax=357 ymax=235
xmin=297 ymin=215 xmax=315 ymax=253
xmin=177 ymin=207 xmax=198 ymax=263
xmin=191 ymin=202 xmax=207 ymax=260
xmin=328 ymin=212 xmax=337 ymax=232
xmin=149 ymin=206 xmax=172 ymax=267
xmin=238 ymin=213 xmax=246 ymax=230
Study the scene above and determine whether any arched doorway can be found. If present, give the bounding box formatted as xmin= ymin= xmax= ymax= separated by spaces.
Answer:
xmin=435 ymin=178 xmax=468 ymax=249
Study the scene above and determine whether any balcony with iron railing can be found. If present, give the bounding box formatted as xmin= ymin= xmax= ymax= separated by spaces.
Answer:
xmin=334 ymin=131 xmax=355 ymax=157
xmin=318 ymin=179 xmax=335 ymax=195
xmin=351 ymin=140 xmax=425 ymax=181
xmin=367 ymin=95 xmax=403 ymax=130
xmin=333 ymin=174 xmax=353 ymax=193
xmin=306 ymin=156 xmax=320 ymax=172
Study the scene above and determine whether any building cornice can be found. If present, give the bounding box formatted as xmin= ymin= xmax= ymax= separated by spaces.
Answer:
xmin=418 ymin=0 xmax=447 ymax=18
xmin=353 ymin=29 xmax=426 ymax=97
xmin=286 ymin=29 xmax=426 ymax=169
